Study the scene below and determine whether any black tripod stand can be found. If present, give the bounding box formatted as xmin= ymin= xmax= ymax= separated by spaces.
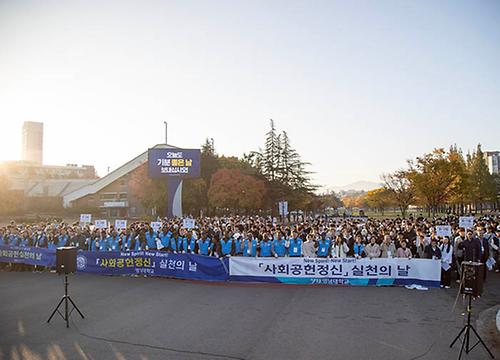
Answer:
xmin=47 ymin=274 xmax=85 ymax=328
xmin=449 ymin=294 xmax=495 ymax=359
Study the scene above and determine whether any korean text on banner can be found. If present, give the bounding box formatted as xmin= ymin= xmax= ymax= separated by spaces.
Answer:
xmin=0 ymin=245 xmax=56 ymax=267
xmin=436 ymin=225 xmax=452 ymax=237
xmin=459 ymin=217 xmax=474 ymax=229
xmin=94 ymin=220 xmax=107 ymax=229
xmin=115 ymin=220 xmax=127 ymax=230
xmin=75 ymin=250 xmax=228 ymax=281
xmin=183 ymin=219 xmax=195 ymax=229
xmin=229 ymin=257 xmax=441 ymax=287
xmin=80 ymin=214 xmax=92 ymax=223
xmin=151 ymin=222 xmax=162 ymax=232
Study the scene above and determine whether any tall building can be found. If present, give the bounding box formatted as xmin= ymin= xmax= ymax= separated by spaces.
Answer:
xmin=22 ymin=121 xmax=43 ymax=165
xmin=484 ymin=151 xmax=500 ymax=175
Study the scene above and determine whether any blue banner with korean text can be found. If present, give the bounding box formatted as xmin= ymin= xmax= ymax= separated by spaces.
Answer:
xmin=229 ymin=257 xmax=442 ymax=288
xmin=0 ymin=245 xmax=56 ymax=267
xmin=0 ymin=245 xmax=441 ymax=287
xmin=75 ymin=250 xmax=229 ymax=281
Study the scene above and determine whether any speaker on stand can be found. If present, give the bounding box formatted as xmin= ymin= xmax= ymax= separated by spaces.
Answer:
xmin=450 ymin=262 xmax=494 ymax=359
xmin=47 ymin=246 xmax=85 ymax=328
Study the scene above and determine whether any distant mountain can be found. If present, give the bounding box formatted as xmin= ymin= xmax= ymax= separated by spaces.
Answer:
xmin=329 ymin=181 xmax=381 ymax=193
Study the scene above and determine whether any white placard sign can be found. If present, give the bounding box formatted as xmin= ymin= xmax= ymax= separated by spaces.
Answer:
xmin=183 ymin=218 xmax=195 ymax=229
xmin=115 ymin=219 xmax=127 ymax=230
xmin=151 ymin=221 xmax=162 ymax=232
xmin=80 ymin=214 xmax=92 ymax=223
xmin=459 ymin=216 xmax=474 ymax=229
xmin=94 ymin=220 xmax=108 ymax=229
xmin=278 ymin=201 xmax=289 ymax=216
xmin=436 ymin=225 xmax=452 ymax=237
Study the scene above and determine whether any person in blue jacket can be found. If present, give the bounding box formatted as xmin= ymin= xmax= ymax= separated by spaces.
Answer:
xmin=220 ymin=232 xmax=234 ymax=256
xmin=170 ymin=231 xmax=183 ymax=253
xmin=35 ymin=230 xmax=47 ymax=248
xmin=98 ymin=231 xmax=109 ymax=252
xmin=122 ymin=229 xmax=136 ymax=251
xmin=352 ymin=235 xmax=365 ymax=258
xmin=288 ymin=231 xmax=303 ymax=257
xmin=120 ymin=230 xmax=129 ymax=251
xmin=316 ymin=233 xmax=331 ymax=258
xmin=197 ymin=232 xmax=213 ymax=256
xmin=108 ymin=230 xmax=121 ymax=251
xmin=47 ymin=231 xmax=57 ymax=250
xmin=9 ymin=231 xmax=20 ymax=247
xmin=19 ymin=231 xmax=30 ymax=248
xmin=183 ymin=230 xmax=197 ymax=254
xmin=57 ymin=229 xmax=69 ymax=247
xmin=159 ymin=228 xmax=171 ymax=251
xmin=242 ymin=233 xmax=258 ymax=257
xmin=259 ymin=233 xmax=273 ymax=257
xmin=90 ymin=233 xmax=101 ymax=252
xmin=133 ymin=232 xmax=143 ymax=251
xmin=233 ymin=233 xmax=243 ymax=256
xmin=272 ymin=231 xmax=287 ymax=257
xmin=145 ymin=227 xmax=157 ymax=250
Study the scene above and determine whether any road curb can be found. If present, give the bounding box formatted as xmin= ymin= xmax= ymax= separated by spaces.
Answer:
xmin=497 ymin=308 xmax=500 ymax=333
xmin=476 ymin=304 xmax=500 ymax=359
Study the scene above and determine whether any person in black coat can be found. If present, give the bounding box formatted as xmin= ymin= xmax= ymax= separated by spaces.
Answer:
xmin=459 ymin=230 xmax=482 ymax=262
xmin=425 ymin=239 xmax=442 ymax=260
xmin=480 ymin=226 xmax=492 ymax=280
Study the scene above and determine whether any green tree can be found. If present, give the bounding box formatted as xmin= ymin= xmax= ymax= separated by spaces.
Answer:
xmin=182 ymin=178 xmax=208 ymax=216
xmin=263 ymin=119 xmax=281 ymax=182
xmin=319 ymin=191 xmax=344 ymax=209
xmin=467 ymin=144 xmax=496 ymax=212
xmin=279 ymin=131 xmax=315 ymax=192
xmin=200 ymin=138 xmax=219 ymax=187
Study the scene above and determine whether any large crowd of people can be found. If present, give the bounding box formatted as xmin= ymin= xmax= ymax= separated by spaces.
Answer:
xmin=1 ymin=214 xmax=499 ymax=287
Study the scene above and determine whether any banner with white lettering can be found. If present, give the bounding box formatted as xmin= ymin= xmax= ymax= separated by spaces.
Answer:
xmin=229 ymin=257 xmax=441 ymax=287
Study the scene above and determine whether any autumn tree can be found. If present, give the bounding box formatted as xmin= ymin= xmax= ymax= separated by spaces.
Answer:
xmin=407 ymin=149 xmax=458 ymax=216
xmin=207 ymin=168 xmax=266 ymax=212
xmin=382 ymin=170 xmax=415 ymax=217
xmin=0 ymin=174 xmax=23 ymax=215
xmin=447 ymin=145 xmax=470 ymax=213
xmin=319 ymin=191 xmax=344 ymax=209
xmin=364 ymin=188 xmax=393 ymax=215
xmin=128 ymin=164 xmax=167 ymax=215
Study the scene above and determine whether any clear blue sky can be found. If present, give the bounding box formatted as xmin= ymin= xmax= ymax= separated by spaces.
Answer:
xmin=0 ymin=0 xmax=499 ymax=189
